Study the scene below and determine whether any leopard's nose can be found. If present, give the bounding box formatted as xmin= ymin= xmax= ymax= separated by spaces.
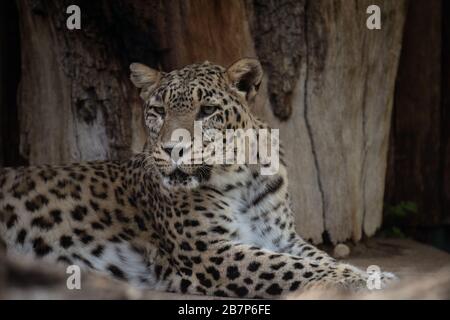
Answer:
xmin=162 ymin=145 xmax=184 ymax=158
xmin=162 ymin=146 xmax=173 ymax=156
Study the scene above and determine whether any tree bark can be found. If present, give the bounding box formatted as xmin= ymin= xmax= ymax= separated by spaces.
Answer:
xmin=15 ymin=0 xmax=153 ymax=165
xmin=248 ymin=0 xmax=407 ymax=243
xmin=148 ymin=0 xmax=255 ymax=70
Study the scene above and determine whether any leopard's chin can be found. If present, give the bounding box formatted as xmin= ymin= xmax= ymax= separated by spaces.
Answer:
xmin=161 ymin=169 xmax=200 ymax=190
xmin=159 ymin=166 xmax=213 ymax=190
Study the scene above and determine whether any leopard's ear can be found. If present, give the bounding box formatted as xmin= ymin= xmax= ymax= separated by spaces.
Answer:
xmin=130 ymin=63 xmax=161 ymax=100
xmin=226 ymin=58 xmax=263 ymax=102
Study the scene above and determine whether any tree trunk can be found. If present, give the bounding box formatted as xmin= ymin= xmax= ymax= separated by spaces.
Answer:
xmin=9 ymin=0 xmax=407 ymax=243
xmin=249 ymin=0 xmax=408 ymax=243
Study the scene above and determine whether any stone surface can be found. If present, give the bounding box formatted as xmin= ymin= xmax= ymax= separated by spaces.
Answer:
xmin=333 ymin=243 xmax=350 ymax=258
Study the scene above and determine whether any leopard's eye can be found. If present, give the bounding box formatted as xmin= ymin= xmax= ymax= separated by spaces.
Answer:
xmin=198 ymin=105 xmax=219 ymax=119
xmin=151 ymin=106 xmax=166 ymax=116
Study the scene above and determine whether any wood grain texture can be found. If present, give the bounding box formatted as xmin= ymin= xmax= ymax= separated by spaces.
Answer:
xmin=252 ymin=0 xmax=407 ymax=243
xmin=150 ymin=0 xmax=255 ymax=69
xmin=16 ymin=0 xmax=150 ymax=165
xmin=248 ymin=0 xmax=306 ymax=120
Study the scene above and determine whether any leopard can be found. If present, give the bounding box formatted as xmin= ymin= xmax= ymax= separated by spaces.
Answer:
xmin=0 ymin=58 xmax=396 ymax=298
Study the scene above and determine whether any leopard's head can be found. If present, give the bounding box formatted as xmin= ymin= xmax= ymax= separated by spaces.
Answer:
xmin=130 ymin=59 xmax=264 ymax=189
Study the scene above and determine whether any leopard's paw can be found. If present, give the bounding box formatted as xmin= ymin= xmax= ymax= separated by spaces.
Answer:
xmin=335 ymin=264 xmax=398 ymax=291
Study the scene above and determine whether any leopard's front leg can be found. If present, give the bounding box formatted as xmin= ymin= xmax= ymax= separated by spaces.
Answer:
xmin=267 ymin=196 xmax=398 ymax=290
xmin=160 ymin=241 xmax=374 ymax=298
xmin=275 ymin=233 xmax=398 ymax=290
